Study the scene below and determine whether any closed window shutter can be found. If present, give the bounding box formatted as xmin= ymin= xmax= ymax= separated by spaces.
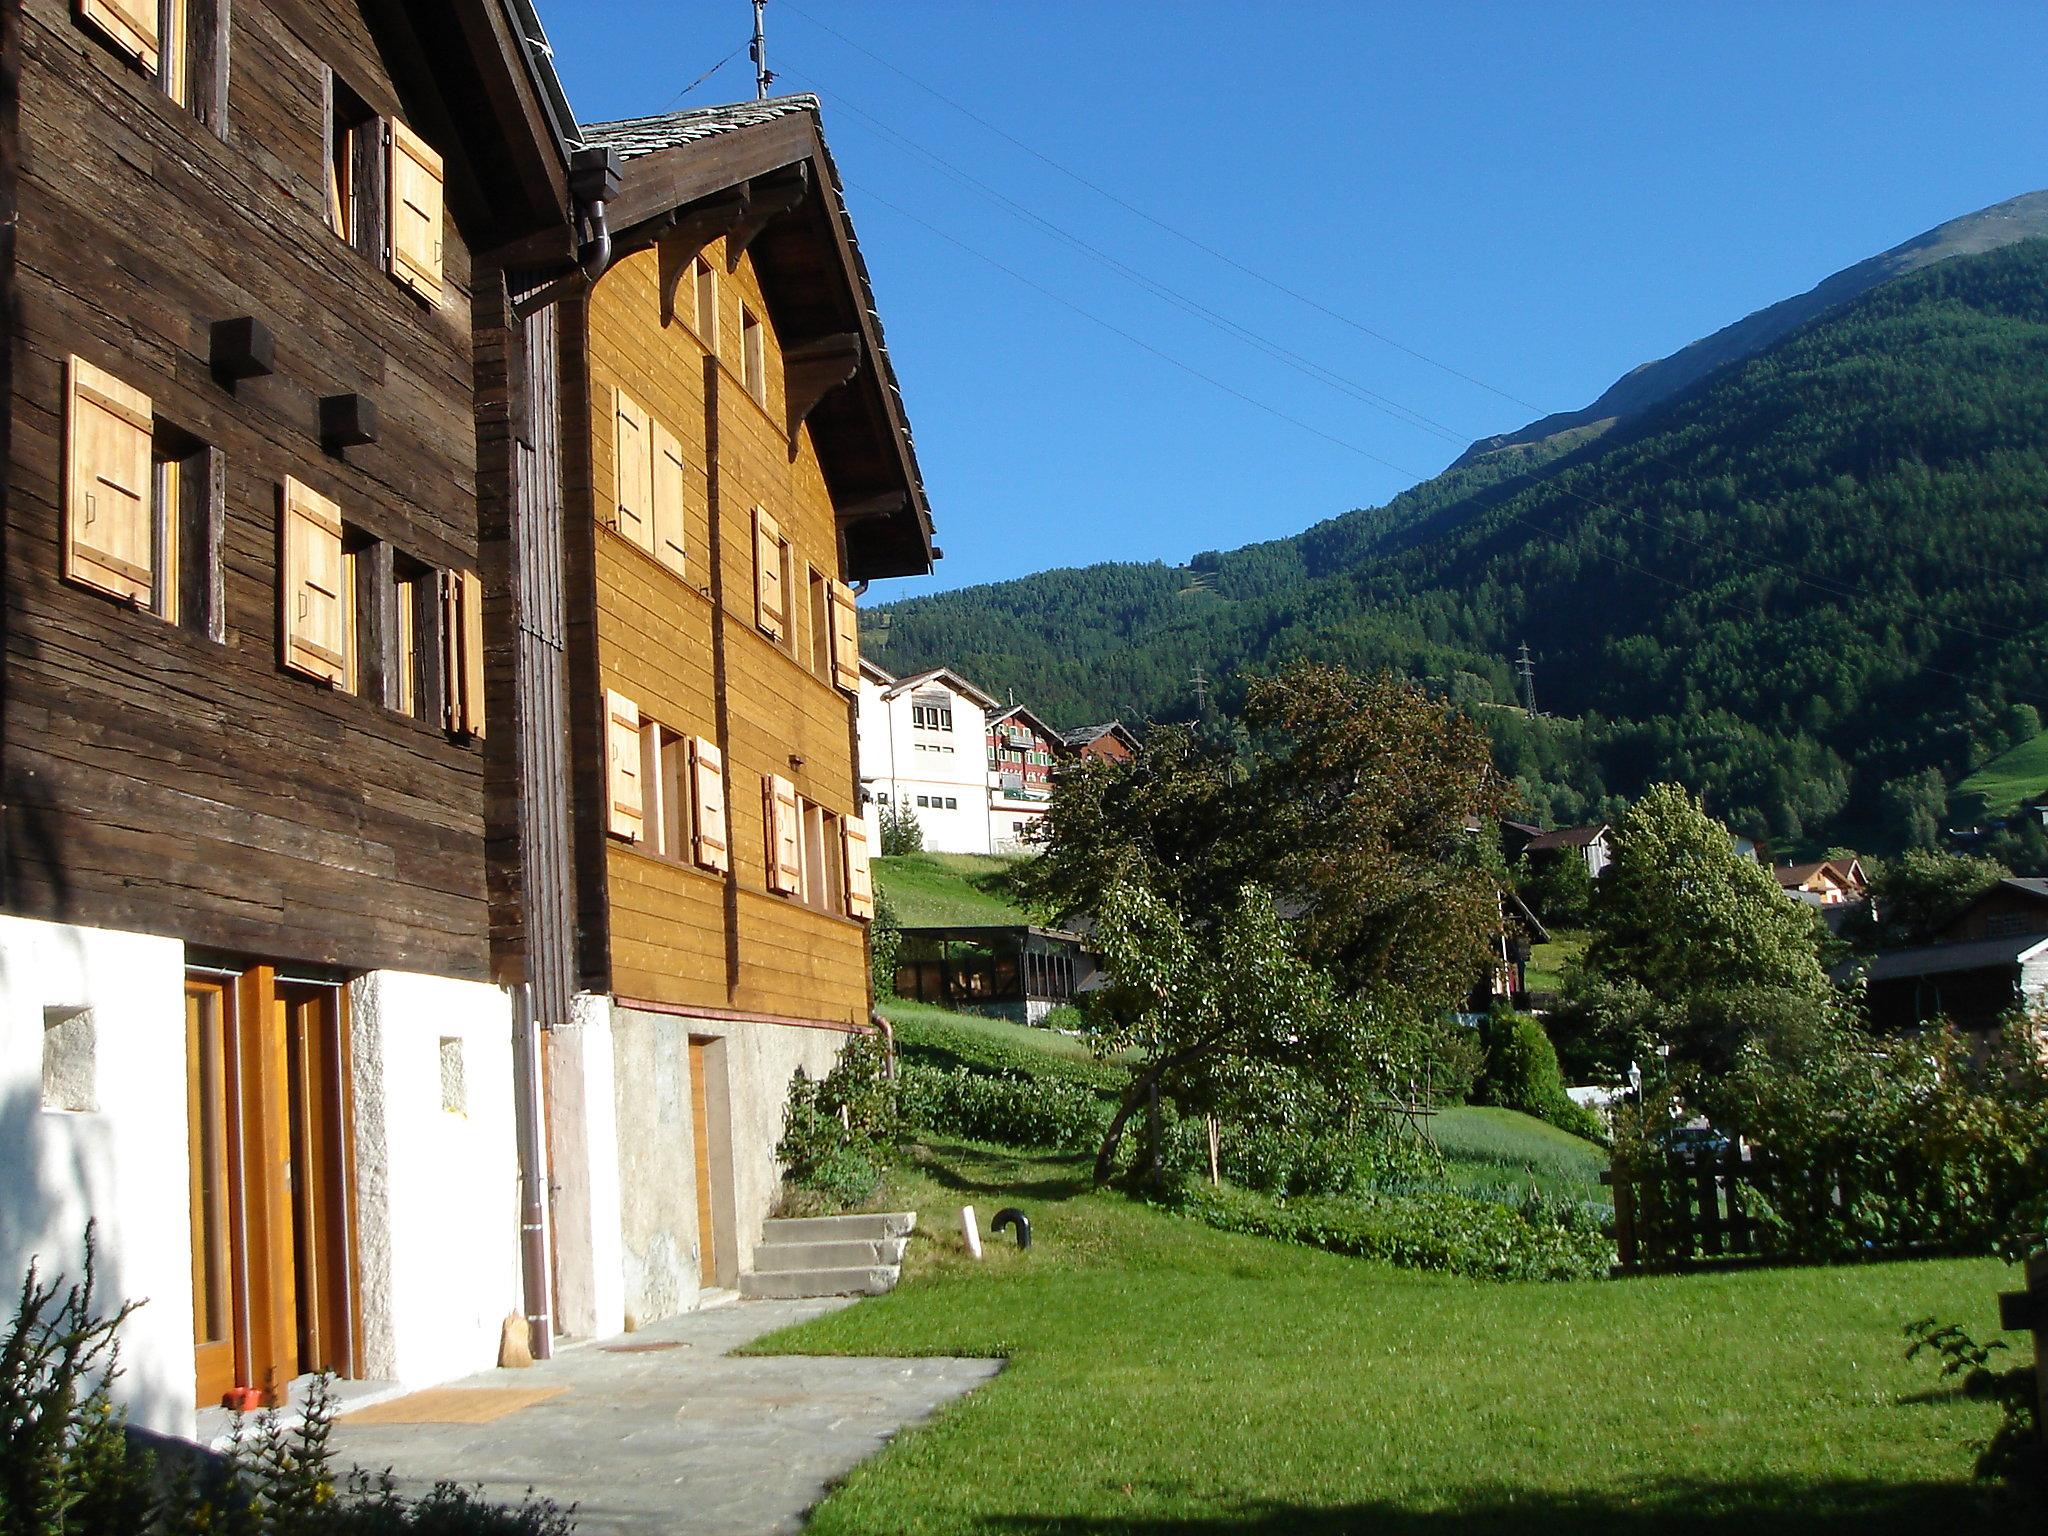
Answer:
xmin=652 ymin=419 xmax=687 ymax=576
xmin=690 ymin=736 xmax=729 ymax=872
xmin=753 ymin=507 xmax=784 ymax=638
xmin=387 ymin=119 xmax=444 ymax=302
xmin=78 ymin=0 xmax=160 ymax=71
xmin=614 ymin=391 xmax=652 ymax=552
xmin=843 ymin=819 xmax=874 ymax=921
xmin=828 ymin=579 xmax=860 ymax=693
xmin=606 ymin=689 xmax=643 ymax=841
xmin=280 ymin=477 xmax=347 ymax=684
xmin=440 ymin=568 xmax=486 ymax=738
xmin=63 ymin=356 xmax=154 ymax=604
xmin=765 ymin=774 xmax=802 ymax=893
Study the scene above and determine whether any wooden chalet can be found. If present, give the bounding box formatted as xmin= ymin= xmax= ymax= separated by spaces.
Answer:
xmin=1060 ymin=720 xmax=1139 ymax=763
xmin=0 ymin=0 xmax=600 ymax=1433
xmin=986 ymin=702 xmax=1062 ymax=851
xmin=1773 ymin=856 xmax=1867 ymax=907
xmin=543 ymin=94 xmax=935 ymax=1326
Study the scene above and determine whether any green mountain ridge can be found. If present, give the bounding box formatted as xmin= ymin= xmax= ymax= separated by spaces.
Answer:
xmin=871 ymin=235 xmax=2048 ymax=849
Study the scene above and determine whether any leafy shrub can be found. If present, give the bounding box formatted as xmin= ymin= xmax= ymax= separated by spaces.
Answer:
xmin=1038 ymin=1004 xmax=1086 ymax=1035
xmin=869 ymin=888 xmax=903 ymax=1000
xmin=777 ymin=1031 xmax=897 ymax=1208
xmin=1475 ymin=1012 xmax=1605 ymax=1142
xmin=1905 ymin=1316 xmax=2039 ymax=1485
xmin=1156 ymin=1111 xmax=1437 ymax=1199
xmin=0 ymin=1231 xmax=572 ymax=1535
xmin=1167 ymin=1183 xmax=1612 ymax=1282
xmin=1424 ymin=1018 xmax=1485 ymax=1105
xmin=896 ymin=1063 xmax=1111 ymax=1151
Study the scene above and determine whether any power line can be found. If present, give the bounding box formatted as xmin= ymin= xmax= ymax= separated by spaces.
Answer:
xmin=659 ymin=37 xmax=751 ymax=112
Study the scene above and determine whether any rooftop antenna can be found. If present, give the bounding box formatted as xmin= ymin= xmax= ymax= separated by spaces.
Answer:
xmin=1515 ymin=642 xmax=1538 ymax=718
xmin=750 ymin=0 xmax=773 ymax=100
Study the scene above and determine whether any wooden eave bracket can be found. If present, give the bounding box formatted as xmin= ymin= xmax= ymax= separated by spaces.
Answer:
xmin=656 ymin=188 xmax=752 ymax=325
xmin=725 ymin=166 xmax=811 ymax=272
xmin=833 ymin=492 xmax=908 ymax=527
xmin=784 ymin=332 xmax=866 ymax=448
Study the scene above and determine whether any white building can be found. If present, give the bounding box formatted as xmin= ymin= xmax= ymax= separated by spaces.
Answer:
xmin=858 ymin=662 xmax=1002 ymax=854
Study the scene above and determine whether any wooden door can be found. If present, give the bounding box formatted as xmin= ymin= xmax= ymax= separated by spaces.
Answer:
xmin=184 ymin=978 xmax=238 ymax=1407
xmin=281 ymin=984 xmax=358 ymax=1378
xmin=688 ymin=1037 xmax=719 ymax=1287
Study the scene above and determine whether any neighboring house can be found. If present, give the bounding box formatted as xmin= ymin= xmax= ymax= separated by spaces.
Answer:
xmin=893 ymin=924 xmax=1097 ymax=1025
xmin=1519 ymin=824 xmax=1614 ymax=879
xmin=1476 ymin=884 xmax=1550 ymax=1012
xmin=1062 ymin=721 xmax=1140 ymax=763
xmin=987 ymin=704 xmax=1065 ymax=852
xmin=1938 ymin=877 xmax=2048 ymax=942
xmin=0 ymin=0 xmax=579 ymax=1435
xmin=1845 ymin=937 xmax=2048 ymax=1035
xmin=562 ymin=93 xmax=933 ymax=1332
xmin=1773 ymin=857 xmax=1867 ymax=906
xmin=857 ymin=662 xmax=999 ymax=854
xmin=1729 ymin=833 xmax=1767 ymax=863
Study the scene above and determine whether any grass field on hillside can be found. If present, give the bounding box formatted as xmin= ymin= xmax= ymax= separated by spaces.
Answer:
xmin=874 ymin=853 xmax=1040 ymax=927
xmin=1525 ymin=927 xmax=1589 ymax=993
xmin=1952 ymin=727 xmax=2048 ymax=823
xmin=756 ymin=1139 xmax=2027 ymax=1535
xmin=1427 ymin=1104 xmax=1608 ymax=1203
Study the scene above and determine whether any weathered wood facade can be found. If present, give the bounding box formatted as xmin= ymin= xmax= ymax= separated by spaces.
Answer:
xmin=2 ymin=0 xmax=571 ymax=981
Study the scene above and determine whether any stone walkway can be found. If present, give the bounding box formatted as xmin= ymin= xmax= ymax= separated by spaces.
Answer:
xmin=328 ymin=1298 xmax=1001 ymax=1535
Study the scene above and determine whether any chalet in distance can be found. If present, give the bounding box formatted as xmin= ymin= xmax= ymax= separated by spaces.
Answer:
xmin=0 ymin=1 xmax=939 ymax=1442
xmin=986 ymin=703 xmax=1062 ymax=852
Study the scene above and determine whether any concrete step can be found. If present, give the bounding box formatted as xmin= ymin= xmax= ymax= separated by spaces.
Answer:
xmin=739 ymin=1265 xmax=899 ymax=1300
xmin=761 ymin=1212 xmax=916 ymax=1244
xmin=751 ymin=1237 xmax=908 ymax=1272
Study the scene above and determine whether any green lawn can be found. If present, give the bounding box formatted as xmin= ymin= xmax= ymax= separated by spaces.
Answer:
xmin=756 ymin=1139 xmax=2028 ymax=1535
xmin=1953 ymin=727 xmax=2048 ymax=823
xmin=875 ymin=853 xmax=1040 ymax=927
xmin=1428 ymin=1104 xmax=1609 ymax=1203
xmin=1526 ymin=927 xmax=1589 ymax=993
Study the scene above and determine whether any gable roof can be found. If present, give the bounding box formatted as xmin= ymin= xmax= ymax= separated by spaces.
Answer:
xmin=988 ymin=705 xmax=1065 ymax=743
xmin=1842 ymin=934 xmax=2048 ymax=984
xmin=884 ymin=667 xmax=1000 ymax=712
xmin=1774 ymin=858 xmax=1865 ymax=890
xmin=1523 ymin=824 xmax=1610 ymax=852
xmin=580 ymin=95 xmax=934 ymax=581
xmin=1061 ymin=721 xmax=1140 ymax=753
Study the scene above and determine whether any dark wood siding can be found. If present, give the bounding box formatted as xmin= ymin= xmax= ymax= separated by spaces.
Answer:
xmin=1 ymin=0 xmax=528 ymax=979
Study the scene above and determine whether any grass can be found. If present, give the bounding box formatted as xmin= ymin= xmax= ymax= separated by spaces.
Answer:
xmin=874 ymin=852 xmax=1041 ymax=927
xmin=756 ymin=1139 xmax=2030 ymax=1535
xmin=1526 ymin=927 xmax=1589 ymax=993
xmin=882 ymin=996 xmax=1125 ymax=1091
xmin=1952 ymin=727 xmax=2048 ymax=824
xmin=1426 ymin=1104 xmax=1609 ymax=1203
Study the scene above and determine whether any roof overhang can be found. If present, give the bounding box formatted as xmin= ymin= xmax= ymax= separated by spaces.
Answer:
xmin=584 ymin=100 xmax=936 ymax=582
xmin=886 ymin=667 xmax=1000 ymax=711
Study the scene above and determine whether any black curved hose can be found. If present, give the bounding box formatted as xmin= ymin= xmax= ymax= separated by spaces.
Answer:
xmin=991 ymin=1208 xmax=1031 ymax=1250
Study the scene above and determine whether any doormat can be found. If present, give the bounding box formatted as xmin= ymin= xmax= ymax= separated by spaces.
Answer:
xmin=343 ymin=1387 xmax=565 ymax=1425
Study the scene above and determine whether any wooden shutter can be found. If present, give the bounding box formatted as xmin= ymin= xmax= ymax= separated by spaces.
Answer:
xmin=387 ymin=119 xmax=444 ymax=302
xmin=613 ymin=391 xmax=652 ymax=552
xmin=843 ymin=819 xmax=875 ymax=921
xmin=440 ymin=568 xmax=486 ymax=738
xmin=78 ymin=0 xmax=160 ymax=72
xmin=652 ymin=418 xmax=687 ymax=577
xmin=280 ymin=478 xmax=347 ymax=684
xmin=690 ymin=736 xmax=729 ymax=872
xmin=828 ymin=579 xmax=860 ymax=693
xmin=63 ymin=356 xmax=154 ymax=605
xmin=765 ymin=774 xmax=801 ymax=894
xmin=606 ymin=690 xmax=643 ymax=841
xmin=753 ymin=507 xmax=785 ymax=638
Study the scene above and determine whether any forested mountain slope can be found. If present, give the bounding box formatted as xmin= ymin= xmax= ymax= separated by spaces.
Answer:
xmin=869 ymin=239 xmax=2048 ymax=847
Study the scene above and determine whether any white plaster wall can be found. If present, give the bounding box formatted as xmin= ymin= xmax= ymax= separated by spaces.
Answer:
xmin=349 ymin=970 xmax=522 ymax=1387
xmin=0 ymin=915 xmax=193 ymax=1438
xmin=990 ymin=806 xmax=1047 ymax=853
xmin=545 ymin=993 xmax=625 ymax=1341
xmin=857 ymin=674 xmax=994 ymax=854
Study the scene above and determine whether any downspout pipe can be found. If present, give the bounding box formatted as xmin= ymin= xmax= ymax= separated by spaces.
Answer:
xmin=511 ymin=142 xmax=621 ymax=1363
xmin=515 ymin=146 xmax=623 ymax=318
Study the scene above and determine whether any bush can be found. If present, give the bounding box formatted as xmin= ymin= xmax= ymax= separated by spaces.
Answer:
xmin=896 ymin=1063 xmax=1111 ymax=1151
xmin=1424 ymin=1018 xmax=1484 ymax=1105
xmin=777 ymin=1031 xmax=896 ymax=1208
xmin=1475 ymin=1011 xmax=1605 ymax=1141
xmin=1166 ymin=1183 xmax=1612 ymax=1282
xmin=1038 ymin=1004 xmax=1085 ymax=1035
xmin=0 ymin=1231 xmax=572 ymax=1535
xmin=869 ymin=888 xmax=903 ymax=1000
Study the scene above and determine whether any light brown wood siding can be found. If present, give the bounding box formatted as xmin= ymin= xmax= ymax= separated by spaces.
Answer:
xmin=581 ymin=238 xmax=866 ymax=1024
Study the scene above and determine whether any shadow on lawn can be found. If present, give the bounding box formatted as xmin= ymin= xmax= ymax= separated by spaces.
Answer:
xmin=908 ymin=1142 xmax=1094 ymax=1203
xmin=979 ymin=1475 xmax=2029 ymax=1536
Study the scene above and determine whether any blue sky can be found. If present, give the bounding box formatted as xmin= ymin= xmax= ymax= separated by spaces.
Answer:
xmin=540 ymin=2 xmax=2048 ymax=598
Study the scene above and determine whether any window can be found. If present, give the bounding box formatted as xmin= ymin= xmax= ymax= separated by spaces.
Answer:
xmin=740 ymin=306 xmax=767 ymax=405
xmin=324 ymin=72 xmax=444 ymax=305
xmin=327 ymin=73 xmax=377 ymax=255
xmin=692 ymin=257 xmax=718 ymax=345
xmin=392 ymin=557 xmax=437 ymax=721
xmin=944 ymin=797 xmax=958 ymax=810
xmin=439 ymin=567 xmax=486 ymax=738
xmin=753 ymin=506 xmax=788 ymax=640
xmin=912 ymin=697 xmax=953 ymax=732
xmin=280 ymin=477 xmax=347 ymax=685
xmin=652 ymin=419 xmax=687 ymax=576
xmin=605 ymin=690 xmax=643 ymax=841
xmin=689 ymin=736 xmax=729 ymax=872
xmin=613 ymin=389 xmax=651 ymax=550
xmin=916 ymin=795 xmax=929 ymax=808
xmin=843 ymin=820 xmax=875 ymax=921
xmin=827 ymin=579 xmax=859 ymax=693
xmin=875 ymin=792 xmax=889 ymax=805
xmin=387 ymin=118 xmax=446 ymax=303
xmin=62 ymin=356 xmax=220 ymax=634
xmin=41 ymin=1006 xmax=96 ymax=1114
xmin=611 ymin=702 xmax=727 ymax=870
xmin=765 ymin=774 xmax=802 ymax=895
xmin=799 ymin=800 xmax=845 ymax=913
xmin=77 ymin=0 xmax=224 ymax=128
xmin=638 ymin=718 xmax=689 ymax=861
xmin=808 ymin=568 xmax=831 ymax=677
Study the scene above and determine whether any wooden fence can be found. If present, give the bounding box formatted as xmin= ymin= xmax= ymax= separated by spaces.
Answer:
xmin=1600 ymin=1140 xmax=1942 ymax=1274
